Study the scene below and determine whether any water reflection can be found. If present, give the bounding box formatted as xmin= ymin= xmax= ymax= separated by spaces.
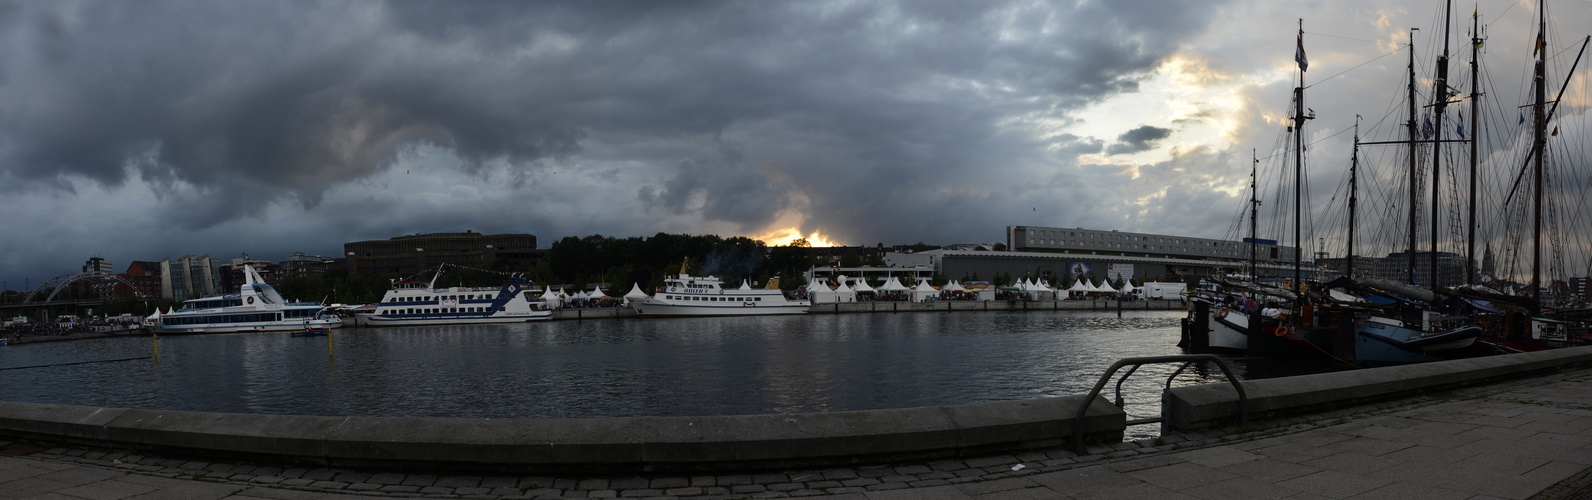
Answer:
xmin=1 ymin=310 xmax=1290 ymax=432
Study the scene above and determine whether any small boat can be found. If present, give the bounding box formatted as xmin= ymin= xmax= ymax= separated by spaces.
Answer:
xmin=291 ymin=328 xmax=329 ymax=338
xmin=1354 ymin=315 xmax=1484 ymax=365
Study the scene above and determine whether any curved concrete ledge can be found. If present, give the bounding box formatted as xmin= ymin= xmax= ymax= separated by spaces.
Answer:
xmin=1166 ymin=345 xmax=1592 ymax=431
xmin=0 ymin=396 xmax=1125 ymax=474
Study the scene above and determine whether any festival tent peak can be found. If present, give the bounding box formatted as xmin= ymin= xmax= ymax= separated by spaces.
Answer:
xmin=1021 ymin=278 xmax=1056 ymax=300
xmin=739 ymin=280 xmax=753 ymax=291
xmin=814 ymin=280 xmax=856 ymax=303
xmin=911 ymin=279 xmax=937 ymax=302
xmin=1067 ymin=278 xmax=1090 ymax=292
xmin=623 ymin=283 xmax=649 ymax=304
xmin=1118 ymin=280 xmax=1135 ymax=295
xmin=588 ymin=285 xmax=609 ymax=299
xmin=942 ymin=280 xmax=966 ymax=292
xmin=1088 ymin=278 xmax=1112 ymax=293
xmin=808 ymin=280 xmax=832 ymax=293
xmin=879 ymin=277 xmax=912 ymax=292
xmin=851 ymin=277 xmax=876 ymax=293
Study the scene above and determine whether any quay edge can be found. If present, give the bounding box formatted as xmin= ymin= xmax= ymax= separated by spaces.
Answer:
xmin=0 ymin=396 xmax=1125 ymax=474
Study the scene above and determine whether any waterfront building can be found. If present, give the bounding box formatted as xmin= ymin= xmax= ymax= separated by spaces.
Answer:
xmin=280 ymin=252 xmax=336 ymax=280
xmin=220 ymin=254 xmax=278 ymax=292
xmin=1316 ymin=255 xmax=1385 ymax=281
xmin=912 ymin=225 xmax=1303 ymax=286
xmin=82 ymin=257 xmax=114 ymax=274
xmin=1369 ymin=251 xmax=1469 ymax=289
xmin=345 ymin=231 xmax=538 ymax=277
xmin=72 ymin=257 xmax=118 ymax=300
xmin=114 ymin=261 xmax=162 ymax=299
xmin=160 ymin=255 xmax=222 ymax=300
xmin=1005 ymin=226 xmax=1299 ymax=263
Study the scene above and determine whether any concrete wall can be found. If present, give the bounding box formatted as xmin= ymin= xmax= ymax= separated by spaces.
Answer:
xmin=551 ymin=307 xmax=638 ymax=320
xmin=806 ymin=299 xmax=1181 ymax=314
xmin=0 ymin=396 xmax=1125 ymax=474
xmin=1165 ymin=345 xmax=1592 ymax=431
xmin=553 ymin=300 xmax=1180 ymax=320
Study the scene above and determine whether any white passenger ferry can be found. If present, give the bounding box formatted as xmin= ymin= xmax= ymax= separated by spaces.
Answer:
xmin=630 ymin=261 xmax=809 ymax=317
xmin=157 ymin=265 xmax=342 ymax=334
xmin=352 ymin=266 xmax=552 ymax=327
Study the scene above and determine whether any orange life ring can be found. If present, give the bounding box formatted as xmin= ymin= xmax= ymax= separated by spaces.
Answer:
xmin=1274 ymin=325 xmax=1290 ymax=337
xmin=1216 ymin=308 xmax=1229 ymax=319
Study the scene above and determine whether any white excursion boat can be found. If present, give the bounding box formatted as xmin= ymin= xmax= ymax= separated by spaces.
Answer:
xmin=630 ymin=261 xmax=809 ymax=317
xmin=157 ymin=265 xmax=342 ymax=334
xmin=352 ymin=266 xmax=552 ymax=327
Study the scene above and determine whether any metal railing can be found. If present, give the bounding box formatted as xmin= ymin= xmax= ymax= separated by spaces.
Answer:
xmin=1074 ymin=354 xmax=1246 ymax=454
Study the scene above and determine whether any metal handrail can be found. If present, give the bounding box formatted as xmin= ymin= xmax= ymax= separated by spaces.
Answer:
xmin=1074 ymin=354 xmax=1246 ymax=454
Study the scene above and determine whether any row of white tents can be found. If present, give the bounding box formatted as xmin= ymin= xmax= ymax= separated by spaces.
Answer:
xmin=808 ymin=276 xmax=1138 ymax=304
xmin=809 ymin=276 xmax=943 ymax=303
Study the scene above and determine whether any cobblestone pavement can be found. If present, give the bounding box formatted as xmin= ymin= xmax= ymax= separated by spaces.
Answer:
xmin=8 ymin=368 xmax=1592 ymax=499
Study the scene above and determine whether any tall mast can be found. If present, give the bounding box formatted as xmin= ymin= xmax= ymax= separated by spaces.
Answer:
xmin=1407 ymin=28 xmax=1420 ymax=285
xmin=1251 ymin=149 xmax=1259 ymax=279
xmin=1294 ymin=19 xmax=1306 ymax=292
xmin=1468 ymin=8 xmax=1481 ymax=285
xmin=1532 ymin=1 xmax=1545 ymax=303
xmin=1430 ymin=0 xmax=1452 ymax=289
xmin=1349 ymin=117 xmax=1360 ymax=279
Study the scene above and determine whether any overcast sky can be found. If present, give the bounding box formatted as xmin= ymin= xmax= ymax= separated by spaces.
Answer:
xmin=2 ymin=0 xmax=1589 ymax=288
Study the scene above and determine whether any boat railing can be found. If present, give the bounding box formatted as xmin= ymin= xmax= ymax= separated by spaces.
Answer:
xmin=1074 ymin=354 xmax=1246 ymax=454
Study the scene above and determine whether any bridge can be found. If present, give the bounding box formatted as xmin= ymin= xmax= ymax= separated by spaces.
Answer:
xmin=1 ymin=271 xmax=154 ymax=321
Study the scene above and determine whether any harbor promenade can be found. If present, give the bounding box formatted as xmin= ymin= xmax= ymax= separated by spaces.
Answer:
xmin=6 ymin=362 xmax=1592 ymax=498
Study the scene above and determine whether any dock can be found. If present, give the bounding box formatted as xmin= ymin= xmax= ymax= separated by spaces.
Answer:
xmin=548 ymin=298 xmax=1182 ymax=321
xmin=4 ymin=347 xmax=1592 ymax=498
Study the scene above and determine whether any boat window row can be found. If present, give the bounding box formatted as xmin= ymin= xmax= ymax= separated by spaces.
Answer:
xmin=387 ymin=294 xmax=495 ymax=303
xmin=163 ymin=313 xmax=280 ymax=325
xmin=382 ymin=307 xmax=506 ymax=315
xmin=283 ymin=309 xmax=319 ymax=318
xmin=667 ymin=296 xmax=761 ymax=302
xmin=182 ymin=298 xmax=243 ymax=310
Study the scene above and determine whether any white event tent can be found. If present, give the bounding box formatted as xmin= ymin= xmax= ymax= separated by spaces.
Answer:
xmin=623 ymin=283 xmax=649 ymax=306
xmin=911 ymin=279 xmax=938 ymax=302
xmin=833 ymin=281 xmax=857 ymax=303
xmin=807 ymin=279 xmax=835 ymax=303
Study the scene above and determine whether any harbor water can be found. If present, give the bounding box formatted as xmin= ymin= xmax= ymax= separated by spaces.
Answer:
xmin=1 ymin=310 xmax=1313 ymax=437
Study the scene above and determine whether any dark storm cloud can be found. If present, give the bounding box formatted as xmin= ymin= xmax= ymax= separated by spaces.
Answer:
xmin=1106 ymin=125 xmax=1174 ymax=155
xmin=0 ymin=0 xmax=1261 ymax=284
xmin=0 ymin=0 xmax=1228 ymax=236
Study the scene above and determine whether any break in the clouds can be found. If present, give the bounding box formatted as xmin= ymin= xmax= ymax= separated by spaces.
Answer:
xmin=1106 ymin=125 xmax=1174 ymax=155
xmin=2 ymin=0 xmax=1589 ymax=285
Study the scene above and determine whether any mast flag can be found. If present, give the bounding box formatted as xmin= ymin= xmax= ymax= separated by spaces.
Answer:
xmin=1296 ymin=30 xmax=1309 ymax=71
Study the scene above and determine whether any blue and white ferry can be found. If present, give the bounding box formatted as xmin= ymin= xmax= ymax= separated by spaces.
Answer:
xmin=157 ymin=265 xmax=343 ymax=334
xmin=352 ymin=266 xmax=553 ymax=327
